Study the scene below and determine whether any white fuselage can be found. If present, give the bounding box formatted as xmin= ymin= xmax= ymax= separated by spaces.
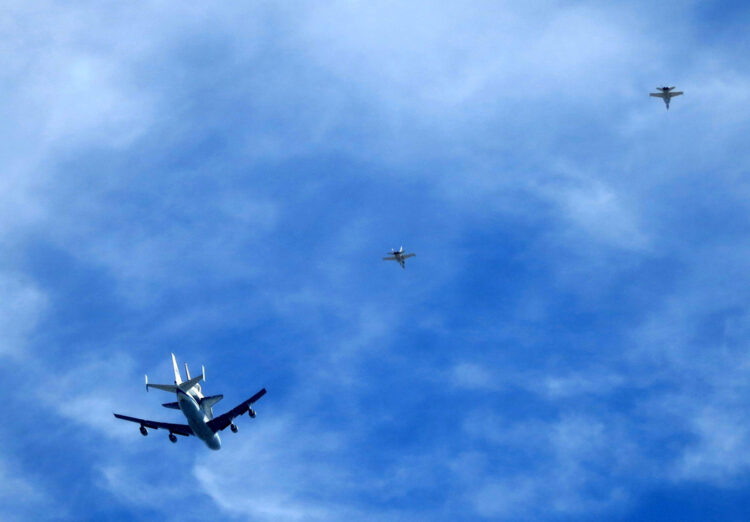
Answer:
xmin=177 ymin=389 xmax=221 ymax=450
xmin=663 ymin=91 xmax=672 ymax=108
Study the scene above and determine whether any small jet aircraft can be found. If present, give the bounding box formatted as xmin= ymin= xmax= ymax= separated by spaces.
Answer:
xmin=114 ymin=353 xmax=266 ymax=450
xmin=383 ymin=246 xmax=415 ymax=269
xmin=650 ymin=86 xmax=683 ymax=110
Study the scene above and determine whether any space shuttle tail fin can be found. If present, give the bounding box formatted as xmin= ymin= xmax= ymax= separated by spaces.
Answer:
xmin=171 ymin=353 xmax=182 ymax=384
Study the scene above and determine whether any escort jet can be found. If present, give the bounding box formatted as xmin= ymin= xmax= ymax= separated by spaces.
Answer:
xmin=650 ymin=86 xmax=683 ymax=110
xmin=383 ymin=246 xmax=416 ymax=269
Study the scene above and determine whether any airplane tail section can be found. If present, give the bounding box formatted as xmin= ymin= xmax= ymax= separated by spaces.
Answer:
xmin=199 ymin=394 xmax=223 ymax=419
xmin=171 ymin=353 xmax=183 ymax=384
xmin=144 ymin=354 xmax=205 ymax=394
xmin=200 ymin=394 xmax=223 ymax=409
xmin=147 ymin=382 xmax=179 ymax=393
xmin=179 ymin=374 xmax=204 ymax=392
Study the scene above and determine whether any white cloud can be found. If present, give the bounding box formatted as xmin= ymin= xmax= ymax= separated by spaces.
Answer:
xmin=194 ymin=416 xmax=359 ymax=522
xmin=451 ymin=362 xmax=497 ymax=390
xmin=51 ymin=352 xmax=144 ymax=439
xmin=450 ymin=361 xmax=624 ymax=400
xmin=0 ymin=274 xmax=47 ymax=359
xmin=549 ymin=179 xmax=650 ymax=250
xmin=541 ymin=372 xmax=624 ymax=399
xmin=461 ymin=413 xmax=633 ymax=518
xmin=672 ymin=403 xmax=750 ymax=484
xmin=300 ymin=1 xmax=649 ymax=108
xmin=619 ymin=240 xmax=750 ymax=487
xmin=639 ymin=348 xmax=750 ymax=485
xmin=471 ymin=478 xmax=539 ymax=519
xmin=0 ymin=2 xmax=159 ymax=247
xmin=3 ymin=3 xmax=157 ymax=150
xmin=0 ymin=457 xmax=51 ymax=522
xmin=99 ymin=462 xmax=199 ymax=518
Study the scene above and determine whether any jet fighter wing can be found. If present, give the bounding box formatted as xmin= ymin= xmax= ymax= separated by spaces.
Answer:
xmin=401 ymin=253 xmax=415 ymax=259
xmin=650 ymin=93 xmax=666 ymax=98
xmin=113 ymin=413 xmax=194 ymax=436
xmin=670 ymin=91 xmax=683 ymax=97
xmin=207 ymin=388 xmax=266 ymax=432
xmin=383 ymin=256 xmax=397 ymax=261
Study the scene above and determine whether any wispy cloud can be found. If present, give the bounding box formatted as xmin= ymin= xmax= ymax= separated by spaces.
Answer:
xmin=0 ymin=457 xmax=51 ymax=522
xmin=194 ymin=416 xmax=360 ymax=521
xmin=0 ymin=274 xmax=47 ymax=359
xmin=460 ymin=412 xmax=634 ymax=519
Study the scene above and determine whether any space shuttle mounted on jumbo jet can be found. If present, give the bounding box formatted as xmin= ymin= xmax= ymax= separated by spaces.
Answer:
xmin=114 ymin=354 xmax=266 ymax=450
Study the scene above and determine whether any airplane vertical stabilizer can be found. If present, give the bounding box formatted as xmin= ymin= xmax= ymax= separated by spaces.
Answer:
xmin=200 ymin=394 xmax=223 ymax=419
xmin=171 ymin=353 xmax=183 ymax=384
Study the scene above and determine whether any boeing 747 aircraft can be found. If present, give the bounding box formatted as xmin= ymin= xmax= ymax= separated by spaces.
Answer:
xmin=114 ymin=354 xmax=266 ymax=450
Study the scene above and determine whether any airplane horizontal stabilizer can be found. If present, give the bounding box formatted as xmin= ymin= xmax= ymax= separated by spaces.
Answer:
xmin=178 ymin=374 xmax=204 ymax=392
xmin=147 ymin=383 xmax=179 ymax=393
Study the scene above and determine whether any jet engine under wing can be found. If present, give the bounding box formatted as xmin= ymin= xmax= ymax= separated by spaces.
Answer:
xmin=113 ymin=413 xmax=194 ymax=436
xmin=207 ymin=388 xmax=267 ymax=432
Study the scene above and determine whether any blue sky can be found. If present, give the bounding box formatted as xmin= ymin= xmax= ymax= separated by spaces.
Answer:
xmin=3 ymin=1 xmax=750 ymax=520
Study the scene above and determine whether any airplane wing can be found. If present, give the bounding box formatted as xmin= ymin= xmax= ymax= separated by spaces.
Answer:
xmin=113 ymin=413 xmax=194 ymax=436
xmin=670 ymin=91 xmax=683 ymax=97
xmin=383 ymin=256 xmax=397 ymax=261
xmin=401 ymin=253 xmax=416 ymax=259
xmin=649 ymin=93 xmax=666 ymax=98
xmin=207 ymin=388 xmax=266 ymax=432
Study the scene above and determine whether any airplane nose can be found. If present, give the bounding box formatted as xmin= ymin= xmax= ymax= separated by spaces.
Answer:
xmin=208 ymin=434 xmax=221 ymax=450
